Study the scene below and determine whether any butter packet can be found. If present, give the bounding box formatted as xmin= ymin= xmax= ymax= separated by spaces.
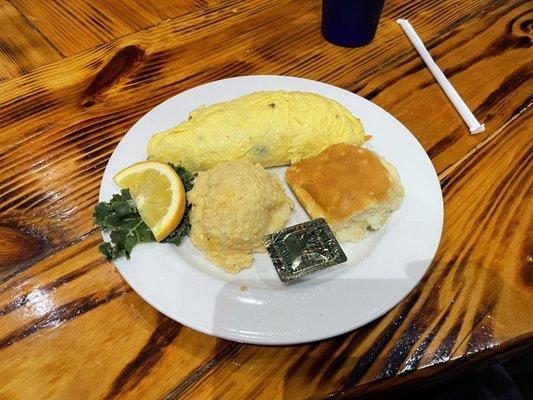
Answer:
xmin=263 ymin=218 xmax=347 ymax=283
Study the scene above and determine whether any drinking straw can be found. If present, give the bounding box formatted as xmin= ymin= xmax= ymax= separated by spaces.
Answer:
xmin=397 ymin=19 xmax=485 ymax=134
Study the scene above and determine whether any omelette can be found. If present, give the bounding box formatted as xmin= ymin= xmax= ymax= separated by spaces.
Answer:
xmin=147 ymin=91 xmax=365 ymax=172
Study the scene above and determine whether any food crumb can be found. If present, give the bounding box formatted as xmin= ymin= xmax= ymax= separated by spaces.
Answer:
xmin=240 ymin=285 xmax=248 ymax=292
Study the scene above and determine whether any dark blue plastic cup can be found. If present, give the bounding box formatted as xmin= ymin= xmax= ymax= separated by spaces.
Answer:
xmin=322 ymin=0 xmax=385 ymax=47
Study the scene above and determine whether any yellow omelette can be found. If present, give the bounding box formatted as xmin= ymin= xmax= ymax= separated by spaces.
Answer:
xmin=147 ymin=91 xmax=365 ymax=172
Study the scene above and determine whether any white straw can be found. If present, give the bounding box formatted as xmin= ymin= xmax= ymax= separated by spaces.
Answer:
xmin=397 ymin=19 xmax=485 ymax=134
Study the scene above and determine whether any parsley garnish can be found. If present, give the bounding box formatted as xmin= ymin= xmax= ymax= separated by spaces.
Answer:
xmin=94 ymin=165 xmax=196 ymax=260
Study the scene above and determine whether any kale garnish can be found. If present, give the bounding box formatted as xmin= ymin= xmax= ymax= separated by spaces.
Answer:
xmin=94 ymin=165 xmax=196 ymax=260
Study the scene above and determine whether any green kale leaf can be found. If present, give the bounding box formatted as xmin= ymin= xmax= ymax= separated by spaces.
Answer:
xmin=163 ymin=204 xmax=192 ymax=246
xmin=94 ymin=190 xmax=154 ymax=260
xmin=169 ymin=163 xmax=196 ymax=192
xmin=93 ymin=165 xmax=196 ymax=260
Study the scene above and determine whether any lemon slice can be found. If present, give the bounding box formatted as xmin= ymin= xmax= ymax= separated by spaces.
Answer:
xmin=113 ymin=161 xmax=186 ymax=241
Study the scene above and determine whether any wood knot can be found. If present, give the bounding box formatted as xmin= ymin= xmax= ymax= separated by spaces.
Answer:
xmin=81 ymin=44 xmax=145 ymax=107
xmin=509 ymin=15 xmax=532 ymax=48
xmin=0 ymin=225 xmax=48 ymax=272
xmin=519 ymin=19 xmax=532 ymax=35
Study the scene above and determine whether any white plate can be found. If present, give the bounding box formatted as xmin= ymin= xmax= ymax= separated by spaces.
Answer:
xmin=99 ymin=75 xmax=443 ymax=345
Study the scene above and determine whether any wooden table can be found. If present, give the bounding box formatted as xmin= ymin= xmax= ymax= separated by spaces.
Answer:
xmin=0 ymin=0 xmax=531 ymax=398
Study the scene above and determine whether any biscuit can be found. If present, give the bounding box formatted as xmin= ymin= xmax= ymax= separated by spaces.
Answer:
xmin=286 ymin=143 xmax=404 ymax=242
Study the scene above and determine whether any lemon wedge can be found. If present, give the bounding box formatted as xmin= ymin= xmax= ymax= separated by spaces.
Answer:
xmin=113 ymin=161 xmax=186 ymax=241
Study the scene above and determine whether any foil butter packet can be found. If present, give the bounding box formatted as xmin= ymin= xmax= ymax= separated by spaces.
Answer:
xmin=263 ymin=218 xmax=347 ymax=283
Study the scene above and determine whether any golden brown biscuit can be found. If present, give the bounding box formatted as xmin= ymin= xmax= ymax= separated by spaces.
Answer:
xmin=286 ymin=143 xmax=404 ymax=242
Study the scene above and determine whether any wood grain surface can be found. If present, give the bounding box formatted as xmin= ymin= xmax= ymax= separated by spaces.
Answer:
xmin=0 ymin=0 xmax=531 ymax=398
xmin=0 ymin=1 xmax=61 ymax=80
xmin=10 ymin=0 xmax=222 ymax=56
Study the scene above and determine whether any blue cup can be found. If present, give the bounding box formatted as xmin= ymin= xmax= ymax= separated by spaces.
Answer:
xmin=322 ymin=0 xmax=385 ymax=47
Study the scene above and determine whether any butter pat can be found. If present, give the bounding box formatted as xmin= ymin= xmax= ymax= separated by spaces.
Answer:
xmin=263 ymin=219 xmax=347 ymax=283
